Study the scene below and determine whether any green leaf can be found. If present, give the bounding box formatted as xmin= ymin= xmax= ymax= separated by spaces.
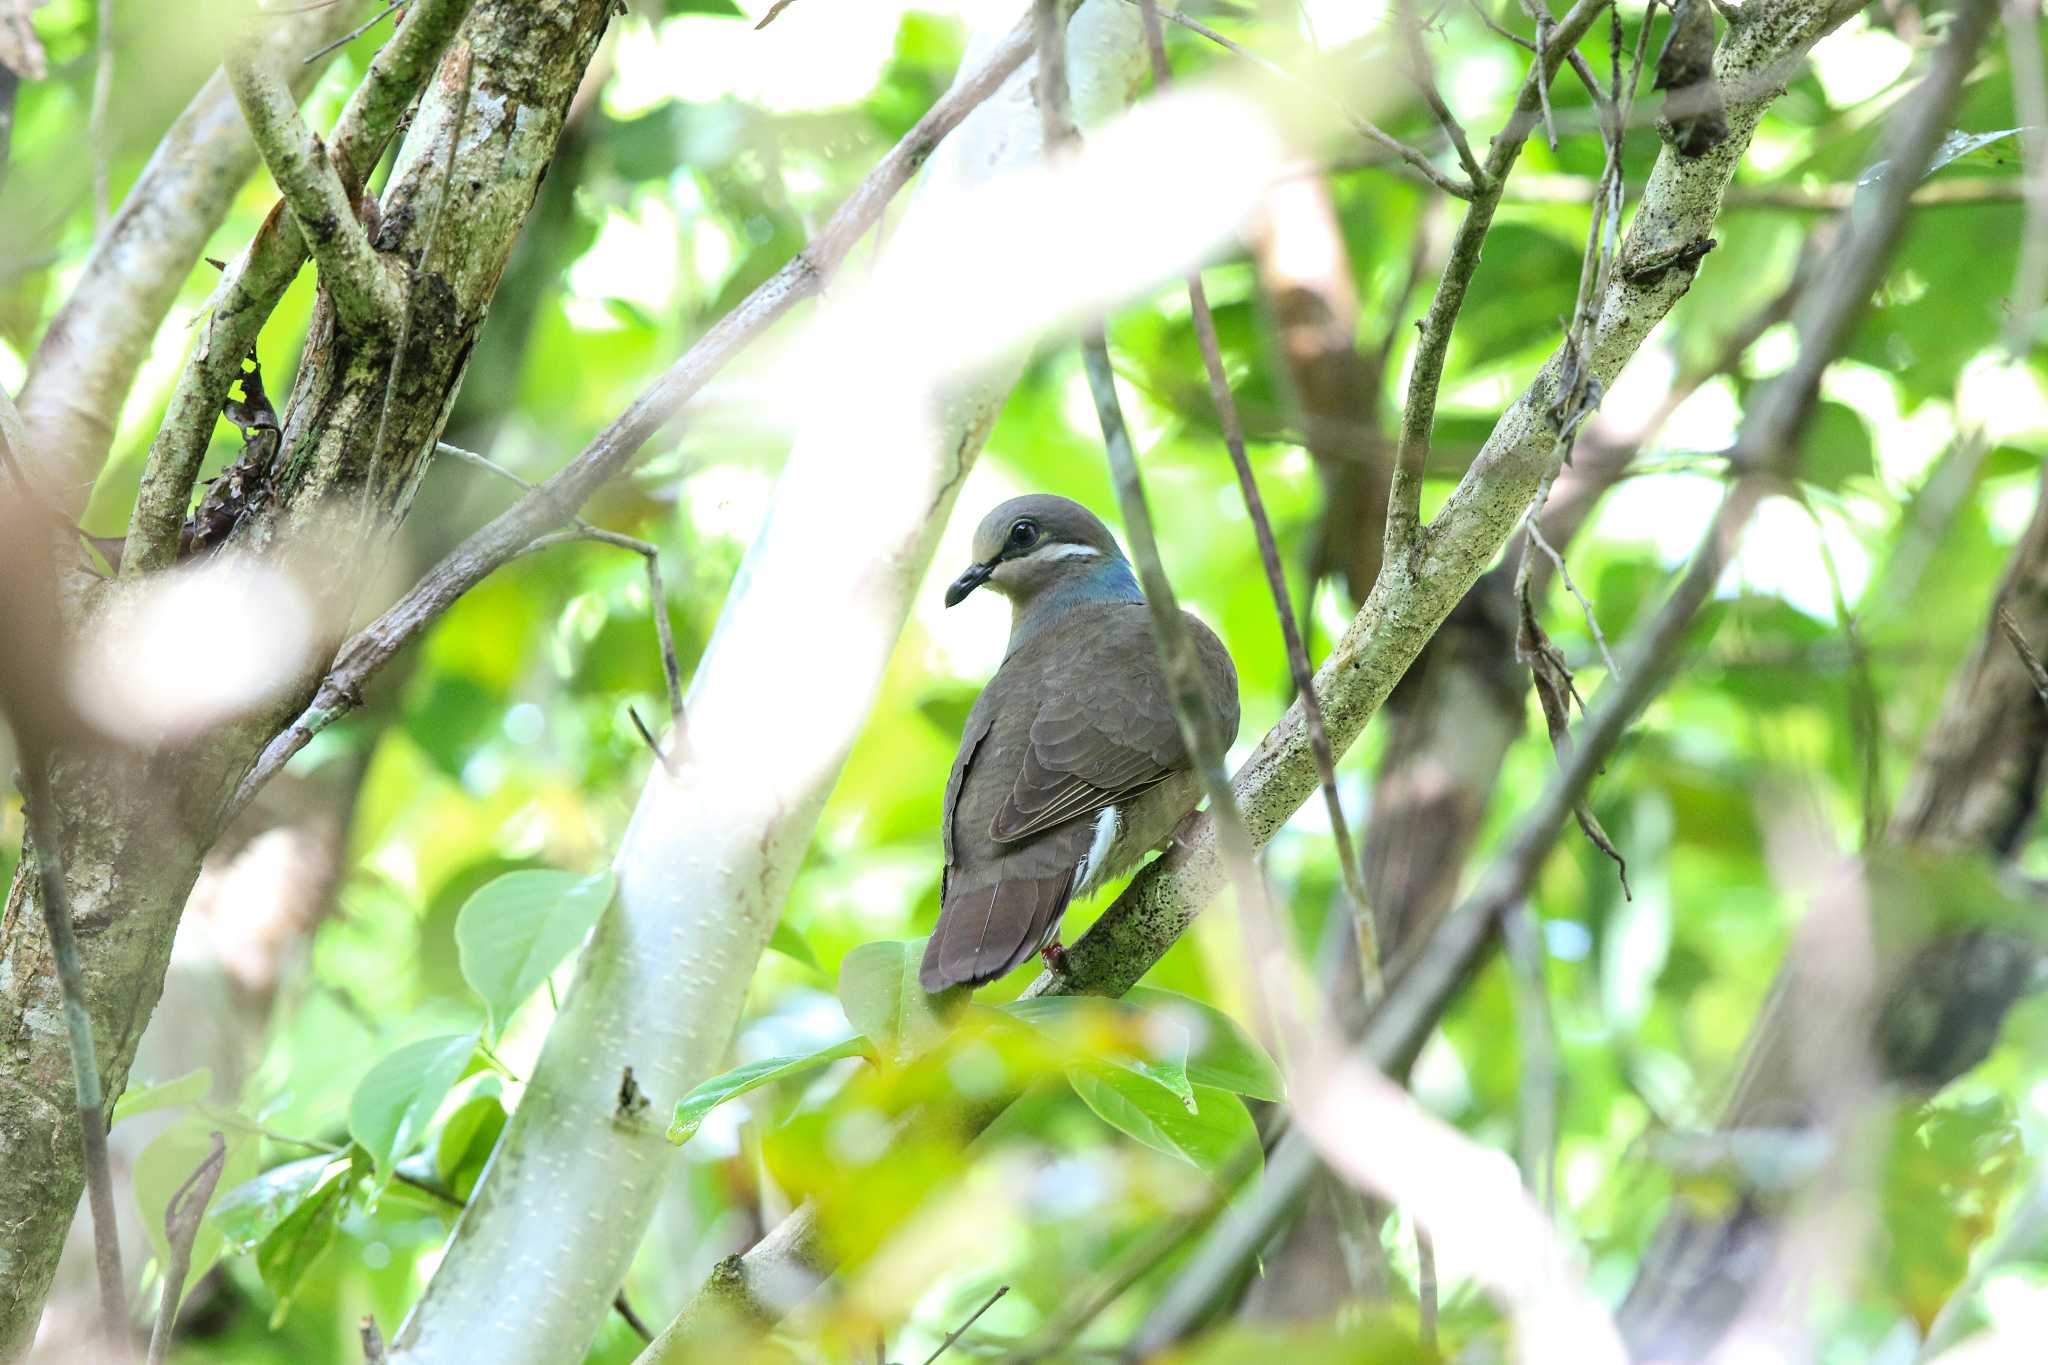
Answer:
xmin=348 ymin=1033 xmax=478 ymax=1180
xmin=212 ymin=1154 xmax=343 ymax=1253
xmin=1125 ymin=988 xmax=1285 ymax=1102
xmin=134 ymin=1119 xmax=260 ymax=1302
xmin=767 ymin=919 xmax=821 ymax=973
xmin=434 ymin=1090 xmax=507 ymax=1201
xmin=839 ymin=938 xmax=944 ymax=1063
xmin=668 ymin=1037 xmax=870 ymax=1146
xmin=113 ymin=1067 xmax=212 ymax=1123
xmin=456 ymin=869 xmax=615 ymax=1038
xmin=666 ymin=0 xmax=745 ymax=15
xmin=991 ymin=998 xmax=1196 ymax=1113
xmin=255 ymin=1172 xmax=349 ymax=1326
xmin=1065 ymin=1068 xmax=1260 ymax=1172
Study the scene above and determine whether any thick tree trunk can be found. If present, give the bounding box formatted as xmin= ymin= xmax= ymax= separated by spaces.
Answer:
xmin=0 ymin=4 xmax=610 ymax=1354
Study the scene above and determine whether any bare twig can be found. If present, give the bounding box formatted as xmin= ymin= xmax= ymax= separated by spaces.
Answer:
xmin=223 ymin=43 xmax=401 ymax=333
xmin=1499 ymin=901 xmax=1559 ymax=1210
xmin=2002 ymin=0 xmax=2048 ymax=351
xmin=1383 ymin=0 xmax=1613 ymax=568
xmin=1998 ymin=605 xmax=2048 ymax=706
xmin=754 ymin=0 xmax=804 ymax=30
xmin=1118 ymin=0 xmax=1477 ymax=198
xmin=1138 ymin=2 xmax=1383 ymax=998
xmin=437 ymin=441 xmax=687 ymax=760
xmin=305 ymin=0 xmax=406 ymax=65
xmin=148 ymin=1132 xmax=228 ymax=1365
xmin=89 ymin=0 xmax=113 ymax=233
xmin=224 ymin=15 xmax=1040 ymax=821
xmin=20 ymin=758 xmax=124 ymax=1339
xmin=1398 ymin=0 xmax=1487 ymax=190
xmin=1415 ymin=1220 xmax=1438 ymax=1347
xmin=920 ymin=1285 xmax=1010 ymax=1365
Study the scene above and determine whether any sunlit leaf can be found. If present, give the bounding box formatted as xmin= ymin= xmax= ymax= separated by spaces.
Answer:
xmin=668 ymin=1036 xmax=870 ymax=1145
xmin=348 ymin=1033 xmax=479 ymax=1181
xmin=255 ymin=1172 xmax=349 ymax=1326
xmin=1065 ymin=1068 xmax=1259 ymax=1172
xmin=435 ymin=1089 xmax=508 ymax=1202
xmin=768 ymin=919 xmax=822 ymax=973
xmin=112 ymin=1066 xmax=212 ymax=1123
xmin=456 ymin=869 xmax=615 ymax=1038
xmin=839 ymin=938 xmax=944 ymax=1063
xmin=212 ymin=1154 xmax=343 ymax=1253
xmin=1126 ymin=987 xmax=1285 ymax=1102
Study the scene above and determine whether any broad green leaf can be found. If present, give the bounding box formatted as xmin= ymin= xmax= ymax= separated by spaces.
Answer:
xmin=998 ymin=996 xmax=1196 ymax=1110
xmin=255 ymin=1172 xmax=349 ymax=1326
xmin=212 ymin=1154 xmax=343 ymax=1253
xmin=456 ymin=869 xmax=615 ymax=1038
xmin=113 ymin=1067 xmax=212 ymax=1123
xmin=839 ymin=938 xmax=944 ymax=1063
xmin=768 ymin=919 xmax=821 ymax=973
xmin=435 ymin=1090 xmax=508 ymax=1201
xmin=1125 ymin=988 xmax=1285 ymax=1102
xmin=1065 ymin=1068 xmax=1260 ymax=1172
xmin=348 ymin=1033 xmax=478 ymax=1180
xmin=668 ymin=1036 xmax=870 ymax=1145
xmin=133 ymin=1118 xmax=259 ymax=1301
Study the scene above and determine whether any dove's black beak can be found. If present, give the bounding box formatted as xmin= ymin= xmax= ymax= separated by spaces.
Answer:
xmin=945 ymin=561 xmax=994 ymax=607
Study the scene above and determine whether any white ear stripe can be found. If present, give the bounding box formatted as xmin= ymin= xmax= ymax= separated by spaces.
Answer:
xmin=1041 ymin=543 xmax=1103 ymax=561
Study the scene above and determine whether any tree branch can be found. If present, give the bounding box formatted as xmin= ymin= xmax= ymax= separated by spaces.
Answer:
xmin=11 ymin=0 xmax=359 ymax=514
xmin=223 ymin=44 xmax=400 ymax=336
xmin=125 ymin=0 xmax=476 ymax=574
xmin=1381 ymin=0 xmax=1613 ymax=566
xmin=224 ymin=10 xmax=1044 ymax=820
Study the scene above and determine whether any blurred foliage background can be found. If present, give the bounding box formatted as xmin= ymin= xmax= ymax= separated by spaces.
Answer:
xmin=4 ymin=0 xmax=2047 ymax=1360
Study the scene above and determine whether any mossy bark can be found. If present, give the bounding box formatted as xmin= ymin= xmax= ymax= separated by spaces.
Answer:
xmin=0 ymin=3 xmax=611 ymax=1355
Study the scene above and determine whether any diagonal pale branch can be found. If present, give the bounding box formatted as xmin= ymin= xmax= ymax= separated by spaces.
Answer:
xmin=222 ymin=45 xmax=400 ymax=336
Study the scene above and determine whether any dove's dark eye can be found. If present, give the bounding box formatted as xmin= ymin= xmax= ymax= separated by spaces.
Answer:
xmin=1008 ymin=519 xmax=1040 ymax=550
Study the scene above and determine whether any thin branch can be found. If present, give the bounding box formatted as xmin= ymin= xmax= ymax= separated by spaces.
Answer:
xmin=437 ymin=441 xmax=688 ymax=755
xmin=223 ymin=14 xmax=1041 ymax=822
xmin=148 ymin=1132 xmax=228 ymax=1365
xmin=89 ymin=0 xmax=114 ymax=233
xmin=1382 ymin=0 xmax=1614 ymax=569
xmin=125 ymin=0 xmax=474 ymax=572
xmin=305 ymin=0 xmax=406 ymax=66
xmin=1497 ymin=170 xmax=2030 ymax=211
xmin=20 ymin=758 xmax=124 ymax=1339
xmin=1998 ymin=605 xmax=2048 ymax=706
xmin=1118 ymin=0 xmax=1476 ymax=199
xmin=2002 ymin=0 xmax=2048 ymax=352
xmin=1138 ymin=1 xmax=1383 ymax=998
xmin=919 ymin=1285 xmax=1009 ymax=1365
xmin=224 ymin=44 xmax=401 ymax=333
xmin=1415 ymin=1221 xmax=1438 ymax=1347
xmin=1398 ymin=0 xmax=1487 ymax=190
xmin=1499 ymin=901 xmax=1559 ymax=1210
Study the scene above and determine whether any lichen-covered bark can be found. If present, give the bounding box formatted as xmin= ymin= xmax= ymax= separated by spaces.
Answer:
xmin=11 ymin=0 xmax=357 ymax=513
xmin=0 ymin=4 xmax=609 ymax=1354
